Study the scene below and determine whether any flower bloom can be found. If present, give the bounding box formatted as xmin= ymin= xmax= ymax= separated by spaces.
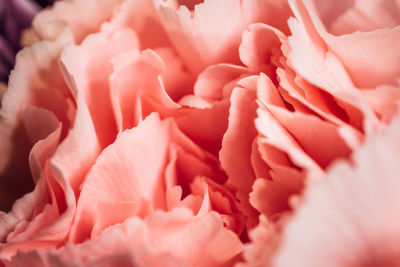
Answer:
xmin=0 ymin=0 xmax=399 ymax=266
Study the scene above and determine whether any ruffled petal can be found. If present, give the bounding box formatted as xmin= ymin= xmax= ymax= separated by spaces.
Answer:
xmin=273 ymin=108 xmax=400 ymax=267
xmin=301 ymin=0 xmax=400 ymax=88
xmin=220 ymin=85 xmax=259 ymax=228
xmin=109 ymin=48 xmax=178 ymax=132
xmin=154 ymin=0 xmax=247 ymax=73
xmin=101 ymin=0 xmax=171 ymax=49
xmin=33 ymin=0 xmax=125 ymax=43
xmin=60 ymin=28 xmax=139 ymax=146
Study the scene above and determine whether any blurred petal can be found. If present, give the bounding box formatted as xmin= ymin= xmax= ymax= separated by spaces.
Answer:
xmin=274 ymin=109 xmax=400 ymax=267
xmin=33 ymin=0 xmax=125 ymax=43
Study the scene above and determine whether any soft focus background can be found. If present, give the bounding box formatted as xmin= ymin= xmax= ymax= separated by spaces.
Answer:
xmin=0 ymin=0 xmax=54 ymax=83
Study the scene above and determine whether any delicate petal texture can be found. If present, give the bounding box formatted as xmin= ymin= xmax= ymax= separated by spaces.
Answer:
xmin=0 ymin=30 xmax=73 ymax=212
xmin=8 ymin=208 xmax=242 ymax=266
xmin=287 ymin=0 xmax=381 ymax=134
xmin=274 ymin=112 xmax=400 ymax=267
xmin=71 ymin=113 xmax=224 ymax=242
xmin=155 ymin=0 xmax=247 ymax=73
xmin=33 ymin=0 xmax=125 ymax=43
xmin=302 ymin=0 xmax=400 ymax=88
xmin=194 ymin=64 xmax=249 ymax=102
xmin=109 ymin=48 xmax=178 ymax=131
xmin=101 ymin=0 xmax=171 ymax=49
xmin=239 ymin=23 xmax=286 ymax=75
xmin=2 ymin=0 xmax=400 ymax=266
xmin=220 ymin=85 xmax=259 ymax=228
xmin=60 ymin=29 xmax=139 ymax=147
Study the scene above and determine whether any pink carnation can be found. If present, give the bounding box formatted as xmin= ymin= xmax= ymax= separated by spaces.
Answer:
xmin=0 ymin=0 xmax=399 ymax=266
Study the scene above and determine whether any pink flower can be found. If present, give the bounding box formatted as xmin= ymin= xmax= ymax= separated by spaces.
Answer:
xmin=0 ymin=0 xmax=399 ymax=266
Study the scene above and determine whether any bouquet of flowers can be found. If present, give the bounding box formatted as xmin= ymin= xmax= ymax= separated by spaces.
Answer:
xmin=1 ymin=0 xmax=399 ymax=266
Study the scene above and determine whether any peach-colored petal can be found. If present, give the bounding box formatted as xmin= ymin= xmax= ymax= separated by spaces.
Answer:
xmin=239 ymin=23 xmax=286 ymax=75
xmin=238 ymin=215 xmax=281 ymax=267
xmin=48 ymin=84 xmax=100 ymax=195
xmin=70 ymin=113 xmax=173 ymax=242
xmin=154 ymin=0 xmax=246 ymax=74
xmin=0 ymin=106 xmax=60 ymax=241
xmin=276 ymin=68 xmax=363 ymax=149
xmin=103 ymin=208 xmax=242 ymax=267
xmin=256 ymin=105 xmax=323 ymax=177
xmin=0 ymin=32 xmax=74 ymax=210
xmin=273 ymin=109 xmax=400 ymax=267
xmin=173 ymin=99 xmax=230 ymax=155
xmin=302 ymin=0 xmax=400 ymax=88
xmin=109 ymin=48 xmax=178 ymax=132
xmin=0 ymin=108 xmax=73 ymax=261
xmin=138 ymin=209 xmax=243 ymax=267
xmin=178 ymin=95 xmax=212 ymax=109
xmin=242 ymin=0 xmax=292 ymax=35
xmin=189 ymin=176 xmax=245 ymax=234
xmin=153 ymin=48 xmax=195 ymax=102
xmin=286 ymin=0 xmax=380 ymax=134
xmin=60 ymin=29 xmax=139 ymax=147
xmin=193 ymin=64 xmax=249 ymax=102
xmin=220 ymin=86 xmax=259 ymax=228
xmin=268 ymin=105 xmax=352 ymax=168
xmin=8 ymin=208 xmax=241 ymax=266
xmin=6 ymin=242 xmax=184 ymax=267
xmin=33 ymin=0 xmax=125 ymax=43
xmin=0 ymin=178 xmax=47 ymax=243
xmin=0 ymin=28 xmax=73 ymax=129
xmin=359 ymin=82 xmax=400 ymax=120
xmin=70 ymin=113 xmax=220 ymax=242
xmin=101 ymin=0 xmax=171 ymax=49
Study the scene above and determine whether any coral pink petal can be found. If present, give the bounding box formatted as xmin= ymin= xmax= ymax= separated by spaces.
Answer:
xmin=255 ymin=107 xmax=323 ymax=176
xmin=60 ymin=29 xmax=139 ymax=147
xmin=6 ymin=240 xmax=183 ymax=267
xmin=286 ymin=0 xmax=380 ymax=134
xmin=242 ymin=0 xmax=292 ymax=34
xmin=154 ymin=0 xmax=246 ymax=74
xmin=250 ymin=170 xmax=302 ymax=217
xmin=0 ymin=113 xmax=69 ymax=260
xmin=273 ymin=110 xmax=400 ymax=267
xmin=220 ymin=86 xmax=258 ymax=227
xmin=173 ymin=99 xmax=229 ymax=155
xmin=194 ymin=64 xmax=249 ymax=102
xmin=1 ymin=31 xmax=72 ymax=124
xmin=8 ymin=208 xmax=241 ymax=266
xmin=239 ymin=23 xmax=286 ymax=74
xmin=268 ymin=105 xmax=352 ymax=168
xmin=239 ymin=215 xmax=278 ymax=267
xmin=91 ymin=200 xmax=151 ymax=239
xmin=0 ymin=107 xmax=60 ymax=245
xmin=33 ymin=0 xmax=125 ymax=43
xmin=141 ymin=209 xmax=243 ymax=266
xmin=0 ymin=178 xmax=47 ymax=244
xmin=0 ymin=31 xmax=73 ymax=176
xmin=303 ymin=0 xmax=400 ymax=88
xmin=71 ymin=113 xmax=215 ymax=242
xmin=276 ymin=68 xmax=363 ymax=149
xmin=109 ymin=48 xmax=178 ymax=131
xmin=153 ymin=48 xmax=195 ymax=102
xmin=70 ymin=113 xmax=172 ymax=242
xmin=101 ymin=0 xmax=171 ymax=49
xmin=359 ymin=83 xmax=400 ymax=119
xmin=49 ymin=85 xmax=101 ymax=194
xmin=189 ymin=176 xmax=245 ymax=234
